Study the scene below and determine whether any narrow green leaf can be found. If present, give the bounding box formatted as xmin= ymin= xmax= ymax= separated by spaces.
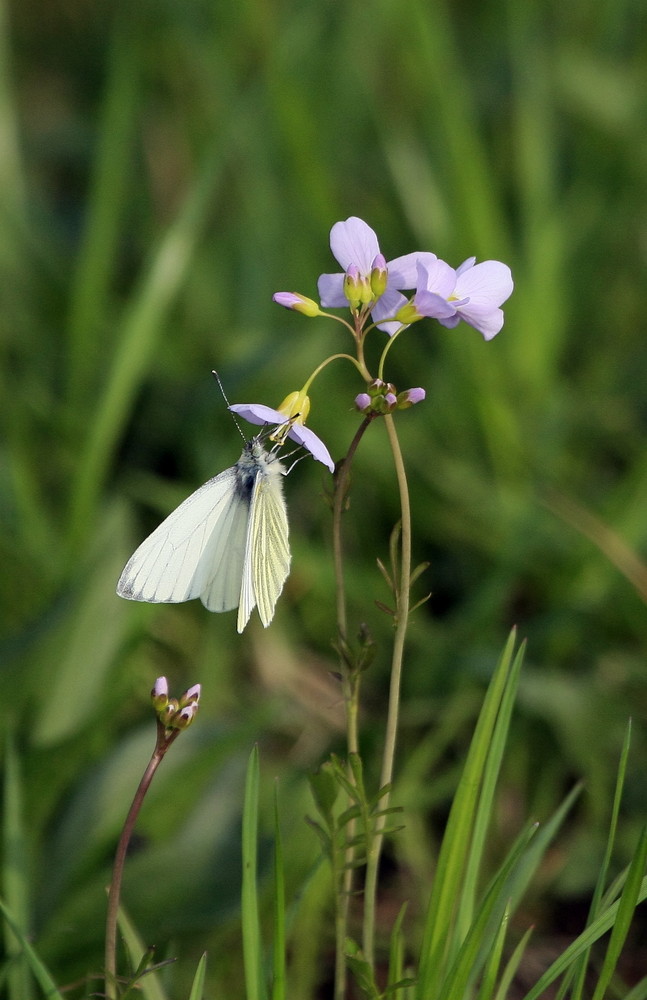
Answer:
xmin=457 ymin=640 xmax=526 ymax=938
xmin=417 ymin=628 xmax=520 ymax=994
xmin=242 ymin=745 xmax=266 ymax=1000
xmin=476 ymin=904 xmax=508 ymax=1000
xmin=2 ymin=730 xmax=33 ymax=1000
xmin=116 ymin=904 xmax=168 ymax=1000
xmin=272 ymin=782 xmax=286 ymax=1000
xmin=493 ymin=926 xmax=533 ymax=1000
xmin=571 ymin=719 xmax=632 ymax=1000
xmin=0 ymin=899 xmax=64 ymax=1000
xmin=520 ymin=875 xmax=647 ymax=1000
xmin=187 ymin=953 xmax=207 ymax=1000
xmin=591 ymin=825 xmax=647 ymax=1000
xmin=387 ymin=902 xmax=408 ymax=990
xmin=443 ymin=823 xmax=537 ymax=1000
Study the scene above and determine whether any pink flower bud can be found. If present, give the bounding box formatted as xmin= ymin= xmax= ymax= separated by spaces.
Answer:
xmin=272 ymin=292 xmax=321 ymax=317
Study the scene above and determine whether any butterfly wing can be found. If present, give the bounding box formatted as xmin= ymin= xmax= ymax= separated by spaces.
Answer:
xmin=117 ymin=464 xmax=250 ymax=608
xmin=237 ymin=456 xmax=290 ymax=633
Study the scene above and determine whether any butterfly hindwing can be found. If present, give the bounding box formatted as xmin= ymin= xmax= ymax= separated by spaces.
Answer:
xmin=237 ymin=450 xmax=290 ymax=632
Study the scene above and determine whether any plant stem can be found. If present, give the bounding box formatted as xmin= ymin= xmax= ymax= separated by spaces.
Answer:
xmin=104 ymin=722 xmax=179 ymax=998
xmin=362 ymin=414 xmax=412 ymax=967
xmin=331 ymin=416 xmax=371 ymax=1000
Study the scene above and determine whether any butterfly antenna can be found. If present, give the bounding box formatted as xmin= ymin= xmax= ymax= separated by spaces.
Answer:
xmin=212 ymin=370 xmax=246 ymax=442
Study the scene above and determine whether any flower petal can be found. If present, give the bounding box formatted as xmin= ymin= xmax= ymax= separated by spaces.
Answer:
xmin=454 ymin=260 xmax=513 ymax=306
xmin=317 ymin=272 xmax=347 ymax=307
xmin=229 ymin=403 xmax=286 ymax=426
xmin=387 ymin=251 xmax=439 ymax=290
xmin=229 ymin=404 xmax=334 ymax=471
xmin=371 ymin=287 xmax=410 ymax=335
xmin=329 ymin=217 xmax=380 ymax=272
xmin=287 ymin=423 xmax=335 ymax=471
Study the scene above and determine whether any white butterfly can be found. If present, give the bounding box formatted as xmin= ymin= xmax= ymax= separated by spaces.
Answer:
xmin=116 ymin=438 xmax=290 ymax=633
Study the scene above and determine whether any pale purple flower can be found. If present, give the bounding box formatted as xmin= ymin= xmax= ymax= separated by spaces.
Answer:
xmin=317 ymin=216 xmax=438 ymax=336
xmin=416 ymin=258 xmax=513 ymax=340
xmin=229 ymin=403 xmax=334 ymax=472
xmin=355 ymin=393 xmax=372 ymax=412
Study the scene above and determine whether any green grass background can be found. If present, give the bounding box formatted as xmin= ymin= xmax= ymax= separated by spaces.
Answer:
xmin=1 ymin=0 xmax=646 ymax=994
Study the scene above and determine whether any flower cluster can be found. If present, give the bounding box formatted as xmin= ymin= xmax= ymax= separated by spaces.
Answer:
xmin=277 ymin=215 xmax=513 ymax=341
xmin=230 ymin=216 xmax=512 ymax=463
xmin=151 ymin=677 xmax=201 ymax=730
xmin=355 ymin=381 xmax=426 ymax=416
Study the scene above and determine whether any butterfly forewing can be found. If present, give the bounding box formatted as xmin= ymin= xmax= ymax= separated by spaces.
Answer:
xmin=117 ymin=466 xmax=244 ymax=604
xmin=197 ymin=487 xmax=251 ymax=611
xmin=117 ymin=438 xmax=292 ymax=630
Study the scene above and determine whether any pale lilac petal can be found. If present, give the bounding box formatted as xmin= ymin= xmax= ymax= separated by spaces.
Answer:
xmin=415 ymin=289 xmax=457 ymax=320
xmin=229 ymin=404 xmax=334 ymax=471
xmin=419 ymin=258 xmax=457 ymax=298
xmin=453 ymin=305 xmax=505 ymax=340
xmin=329 ymin=217 xmax=380 ymax=272
xmin=387 ymin=251 xmax=439 ymax=290
xmin=371 ymin=287 xmax=409 ymax=335
xmin=287 ymin=424 xmax=335 ymax=471
xmin=355 ymin=393 xmax=371 ymax=411
xmin=455 ymin=256 xmax=476 ymax=276
xmin=404 ymin=387 xmax=425 ymax=404
xmin=273 ymin=292 xmax=302 ymax=309
xmin=229 ymin=403 xmax=285 ymax=426
xmin=317 ymin=272 xmax=347 ymax=307
xmin=454 ymin=260 xmax=513 ymax=306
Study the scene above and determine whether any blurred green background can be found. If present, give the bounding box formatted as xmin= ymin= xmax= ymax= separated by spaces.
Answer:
xmin=1 ymin=0 xmax=646 ymax=994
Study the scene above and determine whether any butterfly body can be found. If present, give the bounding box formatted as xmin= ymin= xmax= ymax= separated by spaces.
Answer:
xmin=117 ymin=439 xmax=290 ymax=632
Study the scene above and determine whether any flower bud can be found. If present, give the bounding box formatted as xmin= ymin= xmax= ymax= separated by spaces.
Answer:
xmin=173 ymin=702 xmax=199 ymax=729
xmin=272 ymin=292 xmax=321 ymax=317
xmin=394 ymin=301 xmax=424 ymax=326
xmin=343 ymin=265 xmax=363 ymax=309
xmin=277 ymin=390 xmax=311 ymax=425
xmin=180 ymin=683 xmax=201 ymax=707
xmin=397 ymin=387 xmax=426 ymax=409
xmin=151 ymin=677 xmax=169 ymax=711
xmin=159 ymin=698 xmax=179 ymax=727
xmin=355 ymin=393 xmax=372 ymax=413
xmin=370 ymin=253 xmax=388 ymax=299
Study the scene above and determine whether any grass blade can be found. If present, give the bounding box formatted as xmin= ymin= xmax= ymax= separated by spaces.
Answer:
xmin=187 ymin=953 xmax=207 ymax=1000
xmin=417 ymin=628 xmax=520 ymax=995
xmin=590 ymin=825 xmax=647 ymax=1000
xmin=271 ymin=781 xmax=286 ymax=1000
xmin=0 ymin=899 xmax=64 ymax=1000
xmin=242 ymin=745 xmax=266 ymax=1000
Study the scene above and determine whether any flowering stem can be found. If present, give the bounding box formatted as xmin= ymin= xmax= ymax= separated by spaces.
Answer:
xmin=377 ymin=324 xmax=406 ymax=381
xmin=302 ymin=352 xmax=371 ymax=393
xmin=104 ymin=722 xmax=180 ymax=998
xmin=362 ymin=414 xmax=412 ymax=968
xmin=331 ymin=415 xmax=372 ymax=1000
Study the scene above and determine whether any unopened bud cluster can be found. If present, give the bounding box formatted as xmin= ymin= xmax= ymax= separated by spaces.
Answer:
xmin=151 ymin=677 xmax=201 ymax=730
xmin=355 ymin=380 xmax=426 ymax=415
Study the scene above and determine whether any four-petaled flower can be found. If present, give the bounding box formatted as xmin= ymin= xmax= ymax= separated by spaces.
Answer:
xmin=317 ymin=216 xmax=440 ymax=336
xmin=412 ymin=257 xmax=514 ymax=341
xmin=229 ymin=402 xmax=335 ymax=472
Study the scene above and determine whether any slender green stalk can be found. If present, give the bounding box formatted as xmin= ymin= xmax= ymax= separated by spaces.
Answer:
xmin=362 ymin=414 xmax=412 ymax=967
xmin=332 ymin=416 xmax=372 ymax=754
xmin=331 ymin=416 xmax=372 ymax=1000
xmin=104 ymin=722 xmax=180 ymax=999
